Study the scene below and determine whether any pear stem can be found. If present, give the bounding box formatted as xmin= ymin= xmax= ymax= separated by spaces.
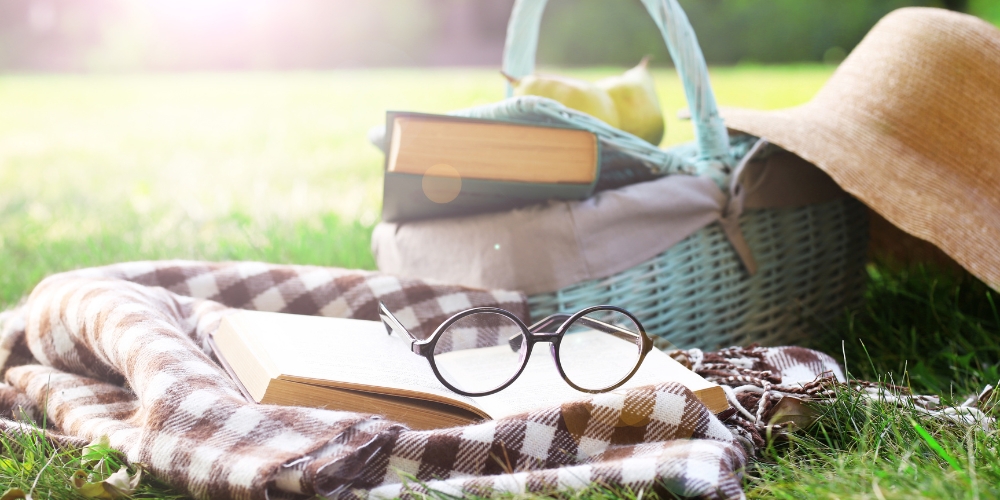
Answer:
xmin=500 ymin=71 xmax=520 ymax=85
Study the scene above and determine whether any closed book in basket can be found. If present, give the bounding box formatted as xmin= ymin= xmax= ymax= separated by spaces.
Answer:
xmin=381 ymin=112 xmax=601 ymax=223
xmin=371 ymin=0 xmax=869 ymax=351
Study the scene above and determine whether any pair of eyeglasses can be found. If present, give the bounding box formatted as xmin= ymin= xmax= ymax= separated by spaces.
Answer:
xmin=378 ymin=302 xmax=654 ymax=397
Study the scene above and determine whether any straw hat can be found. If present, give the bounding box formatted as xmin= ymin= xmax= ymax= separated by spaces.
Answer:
xmin=719 ymin=7 xmax=1000 ymax=289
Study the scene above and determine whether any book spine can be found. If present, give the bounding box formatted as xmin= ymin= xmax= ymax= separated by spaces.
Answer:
xmin=382 ymin=173 xmax=594 ymax=223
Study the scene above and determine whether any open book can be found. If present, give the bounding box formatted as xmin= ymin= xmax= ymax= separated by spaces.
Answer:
xmin=211 ymin=310 xmax=729 ymax=430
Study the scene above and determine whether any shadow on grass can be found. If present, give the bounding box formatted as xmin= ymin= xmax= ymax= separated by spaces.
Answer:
xmin=806 ymin=263 xmax=1000 ymax=397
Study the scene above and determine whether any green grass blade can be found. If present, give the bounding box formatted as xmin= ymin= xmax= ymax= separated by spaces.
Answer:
xmin=908 ymin=418 xmax=967 ymax=480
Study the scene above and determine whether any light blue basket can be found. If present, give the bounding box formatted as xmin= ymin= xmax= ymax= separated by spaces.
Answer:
xmin=502 ymin=0 xmax=869 ymax=350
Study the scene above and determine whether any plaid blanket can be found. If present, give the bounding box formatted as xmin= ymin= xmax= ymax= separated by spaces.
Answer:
xmin=0 ymin=261 xmax=853 ymax=500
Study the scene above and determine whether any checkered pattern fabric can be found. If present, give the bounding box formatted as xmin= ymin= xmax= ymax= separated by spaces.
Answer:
xmin=0 ymin=261 xmax=850 ymax=499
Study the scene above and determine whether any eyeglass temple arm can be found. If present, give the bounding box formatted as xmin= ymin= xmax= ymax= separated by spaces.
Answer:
xmin=378 ymin=302 xmax=423 ymax=351
xmin=572 ymin=316 xmax=642 ymax=343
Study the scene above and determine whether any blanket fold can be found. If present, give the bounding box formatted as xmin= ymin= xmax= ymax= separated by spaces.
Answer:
xmin=0 ymin=261 xmax=846 ymax=500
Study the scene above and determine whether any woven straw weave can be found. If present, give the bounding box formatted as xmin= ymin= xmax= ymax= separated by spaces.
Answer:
xmin=720 ymin=8 xmax=1000 ymax=291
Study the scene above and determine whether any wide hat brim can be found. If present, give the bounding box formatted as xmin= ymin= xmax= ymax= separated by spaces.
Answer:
xmin=719 ymin=7 xmax=1000 ymax=290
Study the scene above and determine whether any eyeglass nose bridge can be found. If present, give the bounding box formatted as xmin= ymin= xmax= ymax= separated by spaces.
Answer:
xmin=507 ymin=331 xmax=561 ymax=352
xmin=531 ymin=332 xmax=561 ymax=342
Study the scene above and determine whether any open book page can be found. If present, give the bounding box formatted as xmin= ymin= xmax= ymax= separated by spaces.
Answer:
xmin=238 ymin=312 xmax=480 ymax=412
xmin=435 ymin=330 xmax=715 ymax=419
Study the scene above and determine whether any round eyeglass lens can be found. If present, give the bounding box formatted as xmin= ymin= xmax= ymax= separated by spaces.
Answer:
xmin=558 ymin=309 xmax=642 ymax=391
xmin=432 ymin=311 xmax=527 ymax=394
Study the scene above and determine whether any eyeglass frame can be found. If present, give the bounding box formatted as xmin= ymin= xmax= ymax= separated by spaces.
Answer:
xmin=377 ymin=301 xmax=655 ymax=397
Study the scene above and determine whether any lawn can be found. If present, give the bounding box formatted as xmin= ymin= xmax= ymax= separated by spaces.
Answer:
xmin=1 ymin=65 xmax=998 ymax=498
xmin=0 ymin=65 xmax=832 ymax=309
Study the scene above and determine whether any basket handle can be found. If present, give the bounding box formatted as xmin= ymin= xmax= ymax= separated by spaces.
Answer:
xmin=501 ymin=0 xmax=730 ymax=170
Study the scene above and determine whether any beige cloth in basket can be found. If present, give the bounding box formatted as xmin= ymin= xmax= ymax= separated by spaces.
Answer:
xmin=373 ymin=150 xmax=848 ymax=295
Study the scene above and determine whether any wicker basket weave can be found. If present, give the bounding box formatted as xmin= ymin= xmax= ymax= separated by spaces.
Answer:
xmin=528 ymin=198 xmax=869 ymax=350
xmin=501 ymin=0 xmax=869 ymax=350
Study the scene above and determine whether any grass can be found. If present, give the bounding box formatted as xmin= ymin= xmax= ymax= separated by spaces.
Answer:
xmin=0 ymin=65 xmax=831 ymax=309
xmin=746 ymin=264 xmax=1000 ymax=499
xmin=0 ymin=429 xmax=183 ymax=500
xmin=2 ymin=66 xmax=998 ymax=498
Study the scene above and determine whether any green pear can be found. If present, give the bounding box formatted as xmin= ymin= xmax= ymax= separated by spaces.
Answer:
xmin=596 ymin=56 xmax=665 ymax=145
xmin=503 ymin=72 xmax=620 ymax=128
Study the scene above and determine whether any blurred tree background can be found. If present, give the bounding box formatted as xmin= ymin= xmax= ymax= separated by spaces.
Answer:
xmin=0 ymin=0 xmax=997 ymax=71
xmin=540 ymin=0 xmax=984 ymax=65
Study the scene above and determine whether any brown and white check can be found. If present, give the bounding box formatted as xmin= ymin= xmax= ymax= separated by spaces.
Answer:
xmin=0 ymin=261 xmax=854 ymax=499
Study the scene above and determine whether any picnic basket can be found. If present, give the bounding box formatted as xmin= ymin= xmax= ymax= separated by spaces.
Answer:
xmin=375 ymin=0 xmax=869 ymax=351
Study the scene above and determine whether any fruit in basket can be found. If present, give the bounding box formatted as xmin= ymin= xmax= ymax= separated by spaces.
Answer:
xmin=502 ymin=72 xmax=621 ymax=128
xmin=596 ymin=56 xmax=665 ymax=145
